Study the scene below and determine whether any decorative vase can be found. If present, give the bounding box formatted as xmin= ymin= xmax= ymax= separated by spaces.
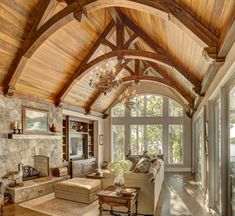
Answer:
xmin=114 ymin=174 xmax=125 ymax=194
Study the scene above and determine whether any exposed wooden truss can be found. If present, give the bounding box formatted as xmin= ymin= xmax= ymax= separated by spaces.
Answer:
xmin=55 ymin=20 xmax=115 ymax=105
xmin=2 ymin=0 xmax=234 ymax=117
xmin=84 ymin=0 xmax=219 ymax=47
xmin=115 ymin=9 xmax=201 ymax=89
xmin=3 ymin=2 xmax=81 ymax=96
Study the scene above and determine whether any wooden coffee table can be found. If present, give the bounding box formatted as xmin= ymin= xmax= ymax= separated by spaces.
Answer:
xmin=96 ymin=186 xmax=140 ymax=216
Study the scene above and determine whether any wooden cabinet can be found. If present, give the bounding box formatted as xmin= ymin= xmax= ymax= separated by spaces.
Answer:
xmin=62 ymin=116 xmax=96 ymax=177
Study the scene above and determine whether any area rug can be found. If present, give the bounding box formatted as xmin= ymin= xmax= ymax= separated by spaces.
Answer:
xmin=19 ymin=193 xmax=130 ymax=216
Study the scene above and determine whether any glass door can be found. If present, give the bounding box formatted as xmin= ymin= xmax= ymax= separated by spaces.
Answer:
xmin=215 ymin=98 xmax=221 ymax=213
xmin=229 ymin=86 xmax=235 ymax=215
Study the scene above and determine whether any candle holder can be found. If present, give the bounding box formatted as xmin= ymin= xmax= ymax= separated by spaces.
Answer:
xmin=18 ymin=129 xmax=22 ymax=134
xmin=13 ymin=129 xmax=18 ymax=134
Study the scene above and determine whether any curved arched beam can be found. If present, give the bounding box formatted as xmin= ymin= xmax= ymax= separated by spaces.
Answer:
xmin=121 ymin=75 xmax=194 ymax=105
xmin=75 ymin=49 xmax=199 ymax=87
xmin=3 ymin=2 xmax=81 ymax=96
xmin=144 ymin=61 xmax=195 ymax=105
xmin=84 ymin=0 xmax=218 ymax=47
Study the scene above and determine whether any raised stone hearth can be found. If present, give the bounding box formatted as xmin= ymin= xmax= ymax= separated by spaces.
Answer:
xmin=6 ymin=176 xmax=69 ymax=203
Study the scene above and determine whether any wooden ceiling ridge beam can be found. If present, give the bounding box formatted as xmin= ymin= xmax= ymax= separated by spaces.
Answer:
xmin=115 ymin=9 xmax=202 ymax=90
xmin=3 ymin=1 xmax=81 ymax=96
xmin=84 ymin=59 xmax=131 ymax=114
xmin=55 ymin=20 xmax=115 ymax=105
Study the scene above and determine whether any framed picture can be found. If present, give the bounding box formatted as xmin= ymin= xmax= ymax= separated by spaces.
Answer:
xmin=99 ymin=134 xmax=104 ymax=145
xmin=23 ymin=107 xmax=49 ymax=134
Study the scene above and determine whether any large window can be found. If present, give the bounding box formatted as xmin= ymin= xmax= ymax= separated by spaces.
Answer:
xmin=130 ymin=125 xmax=145 ymax=155
xmin=131 ymin=95 xmax=163 ymax=117
xmin=130 ymin=125 xmax=163 ymax=155
xmin=112 ymin=125 xmax=125 ymax=161
xmin=111 ymin=103 xmax=125 ymax=117
xmin=169 ymin=99 xmax=183 ymax=117
xmin=111 ymin=95 xmax=185 ymax=165
xmin=168 ymin=125 xmax=183 ymax=164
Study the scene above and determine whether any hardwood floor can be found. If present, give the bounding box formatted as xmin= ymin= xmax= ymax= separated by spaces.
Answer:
xmin=2 ymin=173 xmax=210 ymax=216
xmin=156 ymin=173 xmax=211 ymax=216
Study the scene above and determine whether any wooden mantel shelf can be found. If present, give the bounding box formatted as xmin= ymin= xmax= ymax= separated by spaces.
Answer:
xmin=8 ymin=134 xmax=62 ymax=140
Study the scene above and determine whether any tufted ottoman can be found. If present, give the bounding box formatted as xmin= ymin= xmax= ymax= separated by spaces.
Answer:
xmin=54 ymin=177 xmax=101 ymax=204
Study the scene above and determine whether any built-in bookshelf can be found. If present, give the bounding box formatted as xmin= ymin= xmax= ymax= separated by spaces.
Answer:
xmin=62 ymin=116 xmax=95 ymax=162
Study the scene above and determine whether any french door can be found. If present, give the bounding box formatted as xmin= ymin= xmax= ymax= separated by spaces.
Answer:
xmin=229 ymin=86 xmax=235 ymax=215
xmin=195 ymin=114 xmax=206 ymax=191
xmin=214 ymin=98 xmax=222 ymax=213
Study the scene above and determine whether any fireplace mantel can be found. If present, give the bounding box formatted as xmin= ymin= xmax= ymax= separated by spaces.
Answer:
xmin=8 ymin=134 xmax=62 ymax=140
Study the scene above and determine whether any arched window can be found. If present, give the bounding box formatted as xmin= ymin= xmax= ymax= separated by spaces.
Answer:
xmin=111 ymin=95 xmax=185 ymax=166
xmin=131 ymin=95 xmax=163 ymax=117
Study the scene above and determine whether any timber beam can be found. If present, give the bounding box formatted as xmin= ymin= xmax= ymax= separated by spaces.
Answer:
xmin=115 ymin=9 xmax=202 ymax=90
xmin=3 ymin=2 xmax=81 ymax=96
xmin=146 ymin=62 xmax=195 ymax=105
xmin=84 ymin=0 xmax=219 ymax=47
xmin=55 ymin=20 xmax=115 ymax=105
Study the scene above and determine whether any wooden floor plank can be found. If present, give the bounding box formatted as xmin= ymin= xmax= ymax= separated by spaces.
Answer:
xmin=2 ymin=173 xmax=210 ymax=216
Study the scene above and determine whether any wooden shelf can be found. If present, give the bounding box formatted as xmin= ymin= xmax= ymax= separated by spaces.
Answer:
xmin=8 ymin=134 xmax=62 ymax=140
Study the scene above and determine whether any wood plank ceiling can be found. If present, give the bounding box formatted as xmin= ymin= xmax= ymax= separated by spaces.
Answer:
xmin=0 ymin=0 xmax=234 ymax=117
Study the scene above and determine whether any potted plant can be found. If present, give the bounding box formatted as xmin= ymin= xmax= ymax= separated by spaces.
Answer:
xmin=107 ymin=160 xmax=132 ymax=194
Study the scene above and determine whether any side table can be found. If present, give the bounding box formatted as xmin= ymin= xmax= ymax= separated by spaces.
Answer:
xmin=96 ymin=186 xmax=140 ymax=216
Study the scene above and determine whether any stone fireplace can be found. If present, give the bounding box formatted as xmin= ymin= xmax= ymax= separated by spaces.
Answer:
xmin=22 ymin=155 xmax=49 ymax=181
xmin=0 ymin=95 xmax=63 ymax=178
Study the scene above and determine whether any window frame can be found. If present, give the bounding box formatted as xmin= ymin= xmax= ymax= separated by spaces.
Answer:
xmin=111 ymin=95 xmax=185 ymax=166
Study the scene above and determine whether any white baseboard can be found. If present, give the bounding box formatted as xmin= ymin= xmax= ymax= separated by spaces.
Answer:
xmin=165 ymin=167 xmax=192 ymax=172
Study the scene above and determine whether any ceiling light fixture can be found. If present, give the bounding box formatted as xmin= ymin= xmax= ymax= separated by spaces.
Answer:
xmin=119 ymin=83 xmax=137 ymax=110
xmin=89 ymin=9 xmax=122 ymax=95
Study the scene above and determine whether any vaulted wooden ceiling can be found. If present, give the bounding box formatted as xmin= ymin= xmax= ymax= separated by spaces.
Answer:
xmin=0 ymin=0 xmax=234 ymax=117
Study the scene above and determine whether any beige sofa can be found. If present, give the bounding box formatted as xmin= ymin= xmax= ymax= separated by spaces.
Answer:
xmin=101 ymin=161 xmax=164 ymax=215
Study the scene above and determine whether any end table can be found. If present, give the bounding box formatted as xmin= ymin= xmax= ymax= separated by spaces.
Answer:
xmin=96 ymin=186 xmax=140 ymax=216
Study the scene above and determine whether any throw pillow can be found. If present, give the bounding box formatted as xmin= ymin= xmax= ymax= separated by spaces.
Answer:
xmin=148 ymin=159 xmax=162 ymax=182
xmin=126 ymin=155 xmax=140 ymax=170
xmin=133 ymin=158 xmax=151 ymax=173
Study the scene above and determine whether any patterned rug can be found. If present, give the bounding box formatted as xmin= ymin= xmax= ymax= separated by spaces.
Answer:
xmin=19 ymin=193 xmax=132 ymax=216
